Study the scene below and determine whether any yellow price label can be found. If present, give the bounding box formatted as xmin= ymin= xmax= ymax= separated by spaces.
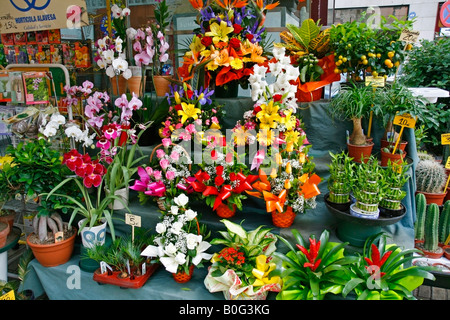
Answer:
xmin=441 ymin=133 xmax=450 ymax=145
xmin=125 ymin=213 xmax=141 ymax=227
xmin=445 ymin=157 xmax=450 ymax=169
xmin=399 ymin=29 xmax=420 ymax=43
xmin=393 ymin=113 xmax=416 ymax=128
xmin=0 ymin=290 xmax=15 ymax=300
xmin=365 ymin=76 xmax=385 ymax=88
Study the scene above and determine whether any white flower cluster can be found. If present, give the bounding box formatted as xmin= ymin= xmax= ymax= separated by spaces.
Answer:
xmin=248 ymin=47 xmax=300 ymax=112
xmin=141 ymin=194 xmax=212 ymax=273
xmin=39 ymin=112 xmax=95 ymax=148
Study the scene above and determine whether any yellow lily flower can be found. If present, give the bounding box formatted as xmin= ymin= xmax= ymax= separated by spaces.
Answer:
xmin=205 ymin=20 xmax=234 ymax=44
xmin=178 ymin=102 xmax=201 ymax=124
xmin=280 ymin=110 xmax=296 ymax=131
xmin=251 ymin=255 xmax=282 ymax=287
xmin=189 ymin=35 xmax=205 ymax=53
xmin=256 ymin=101 xmax=281 ymax=123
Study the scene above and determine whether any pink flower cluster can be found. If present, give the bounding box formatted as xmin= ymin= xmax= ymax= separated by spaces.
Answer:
xmin=130 ymin=166 xmax=166 ymax=197
xmin=62 ymin=149 xmax=107 ymax=188
xmin=63 ymin=80 xmax=95 ymax=108
xmin=132 ymin=27 xmax=169 ymax=73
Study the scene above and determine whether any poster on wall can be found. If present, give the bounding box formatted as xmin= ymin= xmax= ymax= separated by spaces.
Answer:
xmin=22 ymin=72 xmax=49 ymax=105
xmin=0 ymin=0 xmax=88 ymax=34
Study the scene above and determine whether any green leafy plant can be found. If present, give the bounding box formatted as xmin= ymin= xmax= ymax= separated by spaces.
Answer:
xmin=380 ymin=160 xmax=410 ymax=210
xmin=274 ymin=229 xmax=358 ymax=300
xmin=343 ymin=232 xmax=435 ymax=300
xmin=327 ymin=151 xmax=356 ymax=203
xmin=328 ymin=83 xmax=374 ymax=145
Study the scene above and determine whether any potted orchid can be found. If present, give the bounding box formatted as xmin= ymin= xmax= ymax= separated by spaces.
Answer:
xmin=129 ymin=0 xmax=172 ymax=96
xmin=95 ymin=4 xmax=132 ymax=95
xmin=141 ymin=194 xmax=212 ymax=283
xmin=178 ymin=0 xmax=278 ymax=96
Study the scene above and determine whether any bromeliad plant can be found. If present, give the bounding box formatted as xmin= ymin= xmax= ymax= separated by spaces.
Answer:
xmin=342 ymin=233 xmax=436 ymax=300
xmin=273 ymin=229 xmax=358 ymax=300
xmin=204 ymin=219 xmax=282 ymax=299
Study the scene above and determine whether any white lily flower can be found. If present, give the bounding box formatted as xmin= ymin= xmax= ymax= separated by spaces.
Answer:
xmin=192 ymin=241 xmax=213 ymax=265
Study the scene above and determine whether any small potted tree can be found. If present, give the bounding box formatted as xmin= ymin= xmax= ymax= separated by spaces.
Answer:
xmin=328 ymin=83 xmax=375 ymax=163
xmin=415 ymin=159 xmax=448 ymax=205
xmin=326 ymin=151 xmax=356 ymax=211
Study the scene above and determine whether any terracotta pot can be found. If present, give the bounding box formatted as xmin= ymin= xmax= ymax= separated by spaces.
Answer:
xmin=271 ymin=206 xmax=296 ymax=228
xmin=347 ymin=141 xmax=374 ymax=163
xmin=216 ymin=202 xmax=236 ymax=218
xmin=415 ymin=191 xmax=448 ymax=206
xmin=416 ymin=243 xmax=444 ymax=259
xmin=443 ymin=245 xmax=450 ymax=260
xmin=172 ymin=264 xmax=194 ymax=283
xmin=297 ymin=87 xmax=323 ymax=102
xmin=380 ymin=139 xmax=408 ymax=152
xmin=0 ymin=210 xmax=16 ymax=236
xmin=127 ymin=76 xmax=146 ymax=96
xmin=0 ymin=222 xmax=10 ymax=248
xmin=110 ymin=75 xmax=127 ymax=96
xmin=380 ymin=150 xmax=406 ymax=167
xmin=27 ymin=228 xmax=77 ymax=267
xmin=153 ymin=75 xmax=172 ymax=97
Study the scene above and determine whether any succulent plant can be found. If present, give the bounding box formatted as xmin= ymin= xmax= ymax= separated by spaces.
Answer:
xmin=415 ymin=160 xmax=447 ymax=194
xmin=424 ymin=203 xmax=440 ymax=252
xmin=414 ymin=192 xmax=427 ymax=241
xmin=439 ymin=200 xmax=450 ymax=244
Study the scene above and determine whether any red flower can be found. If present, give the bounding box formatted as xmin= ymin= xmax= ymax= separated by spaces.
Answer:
xmin=273 ymin=94 xmax=282 ymax=102
xmin=296 ymin=238 xmax=321 ymax=271
xmin=364 ymin=244 xmax=392 ymax=278
xmin=84 ymin=172 xmax=103 ymax=188
xmin=233 ymin=24 xmax=243 ymax=34
xmin=229 ymin=38 xmax=241 ymax=49
xmin=245 ymin=34 xmax=254 ymax=41
xmin=201 ymin=36 xmax=213 ymax=47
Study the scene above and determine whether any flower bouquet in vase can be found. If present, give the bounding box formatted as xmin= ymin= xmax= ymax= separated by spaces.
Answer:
xmin=204 ymin=219 xmax=282 ymax=300
xmin=178 ymin=0 xmax=278 ymax=96
xmin=141 ymin=194 xmax=212 ymax=283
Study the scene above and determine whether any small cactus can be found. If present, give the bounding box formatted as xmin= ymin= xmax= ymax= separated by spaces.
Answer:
xmin=439 ymin=200 xmax=450 ymax=244
xmin=424 ymin=203 xmax=440 ymax=252
xmin=415 ymin=160 xmax=447 ymax=194
xmin=414 ymin=192 xmax=427 ymax=241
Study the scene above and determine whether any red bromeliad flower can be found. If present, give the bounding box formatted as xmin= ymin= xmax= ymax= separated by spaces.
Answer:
xmin=296 ymin=238 xmax=321 ymax=272
xmin=364 ymin=244 xmax=392 ymax=278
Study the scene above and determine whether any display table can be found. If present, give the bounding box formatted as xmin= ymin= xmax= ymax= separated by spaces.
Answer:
xmin=22 ymin=99 xmax=419 ymax=299
xmin=0 ymin=227 xmax=21 ymax=282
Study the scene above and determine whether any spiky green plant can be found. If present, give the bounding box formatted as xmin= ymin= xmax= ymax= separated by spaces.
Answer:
xmin=424 ymin=203 xmax=440 ymax=252
xmin=415 ymin=160 xmax=447 ymax=194
xmin=414 ymin=192 xmax=427 ymax=241
xmin=439 ymin=200 xmax=450 ymax=244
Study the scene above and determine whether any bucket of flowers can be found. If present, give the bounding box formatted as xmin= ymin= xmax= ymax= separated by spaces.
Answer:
xmin=141 ymin=194 xmax=212 ymax=283
xmin=178 ymin=0 xmax=279 ymax=96
xmin=204 ymin=219 xmax=282 ymax=300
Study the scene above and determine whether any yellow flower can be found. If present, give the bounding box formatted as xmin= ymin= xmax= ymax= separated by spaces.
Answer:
xmin=178 ymin=102 xmax=201 ymax=124
xmin=189 ymin=35 xmax=206 ymax=53
xmin=256 ymin=100 xmax=282 ymax=130
xmin=0 ymin=155 xmax=14 ymax=170
xmin=230 ymin=57 xmax=243 ymax=70
xmin=200 ymin=50 xmax=212 ymax=58
xmin=205 ymin=20 xmax=234 ymax=44
xmin=257 ymin=129 xmax=275 ymax=146
xmin=233 ymin=126 xmax=248 ymax=146
xmin=284 ymin=130 xmax=300 ymax=146
xmin=280 ymin=110 xmax=296 ymax=131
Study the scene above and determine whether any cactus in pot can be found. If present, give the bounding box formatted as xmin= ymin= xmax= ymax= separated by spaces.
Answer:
xmin=414 ymin=192 xmax=427 ymax=242
xmin=439 ymin=200 xmax=450 ymax=245
xmin=415 ymin=159 xmax=447 ymax=205
xmin=327 ymin=151 xmax=355 ymax=204
xmin=419 ymin=203 xmax=444 ymax=258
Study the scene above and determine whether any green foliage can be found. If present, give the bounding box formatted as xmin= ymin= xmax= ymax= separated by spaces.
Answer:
xmin=327 ymin=151 xmax=356 ymax=203
xmin=380 ymin=160 xmax=410 ymax=210
xmin=414 ymin=192 xmax=427 ymax=241
xmin=343 ymin=232 xmax=435 ymax=300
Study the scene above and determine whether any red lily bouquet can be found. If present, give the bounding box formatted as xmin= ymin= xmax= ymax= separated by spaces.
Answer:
xmin=130 ymin=139 xmax=194 ymax=209
xmin=159 ymin=83 xmax=224 ymax=142
xmin=178 ymin=0 xmax=279 ymax=90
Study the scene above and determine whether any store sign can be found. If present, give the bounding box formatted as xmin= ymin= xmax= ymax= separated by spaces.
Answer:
xmin=0 ymin=0 xmax=88 ymax=34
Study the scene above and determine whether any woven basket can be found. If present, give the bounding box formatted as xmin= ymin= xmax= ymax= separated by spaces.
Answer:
xmin=172 ymin=261 xmax=195 ymax=283
xmin=216 ymin=202 xmax=236 ymax=218
xmin=271 ymin=206 xmax=295 ymax=228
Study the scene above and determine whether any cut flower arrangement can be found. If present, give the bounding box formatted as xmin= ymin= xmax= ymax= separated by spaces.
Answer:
xmin=141 ymin=194 xmax=212 ymax=280
xmin=178 ymin=0 xmax=279 ymax=90
xmin=204 ymin=219 xmax=282 ymax=300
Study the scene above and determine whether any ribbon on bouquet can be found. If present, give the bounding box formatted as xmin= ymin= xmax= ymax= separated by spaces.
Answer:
xmin=263 ymin=189 xmax=287 ymax=213
xmin=203 ymin=185 xmax=233 ymax=211
xmin=299 ymin=173 xmax=321 ymax=199
xmin=246 ymin=169 xmax=271 ymax=199
xmin=144 ymin=181 xmax=166 ymax=197
xmin=232 ymin=171 xmax=259 ymax=194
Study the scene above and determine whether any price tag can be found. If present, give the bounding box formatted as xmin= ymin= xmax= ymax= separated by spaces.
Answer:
xmin=54 ymin=231 xmax=64 ymax=243
xmin=0 ymin=290 xmax=15 ymax=300
xmin=445 ymin=157 xmax=450 ymax=169
xmin=442 ymin=133 xmax=450 ymax=145
xmin=125 ymin=213 xmax=141 ymax=227
xmin=365 ymin=76 xmax=385 ymax=87
xmin=399 ymin=29 xmax=420 ymax=43
xmin=393 ymin=113 xmax=416 ymax=128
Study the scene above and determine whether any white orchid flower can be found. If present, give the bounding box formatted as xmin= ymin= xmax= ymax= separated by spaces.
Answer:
xmin=192 ymin=241 xmax=213 ymax=265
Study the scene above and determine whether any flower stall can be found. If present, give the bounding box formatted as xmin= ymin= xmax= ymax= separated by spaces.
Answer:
xmin=0 ymin=0 xmax=441 ymax=303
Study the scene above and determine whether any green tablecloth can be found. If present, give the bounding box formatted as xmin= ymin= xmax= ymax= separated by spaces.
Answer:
xmin=23 ymin=98 xmax=418 ymax=300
